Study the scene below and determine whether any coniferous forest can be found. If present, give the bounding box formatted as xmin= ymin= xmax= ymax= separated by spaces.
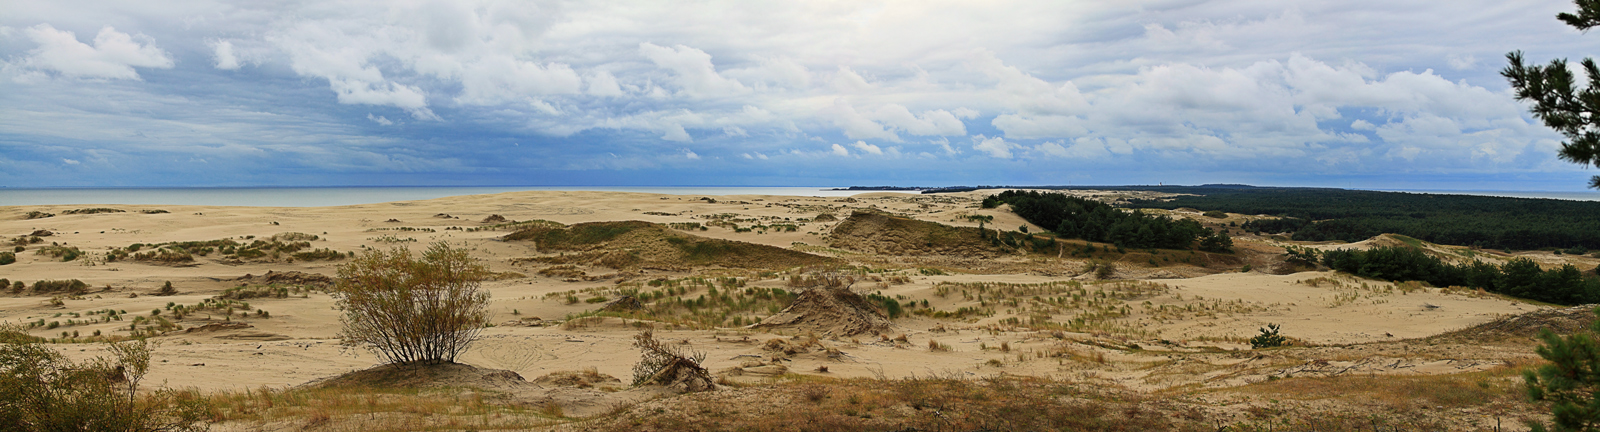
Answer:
xmin=1014 ymin=185 xmax=1600 ymax=251
xmin=984 ymin=190 xmax=1232 ymax=252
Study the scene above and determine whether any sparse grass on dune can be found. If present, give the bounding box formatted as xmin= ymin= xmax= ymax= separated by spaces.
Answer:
xmin=1218 ymin=362 xmax=1530 ymax=412
xmin=587 ymin=372 xmax=1532 ymax=432
xmin=506 ymin=221 xmax=839 ymax=272
xmin=202 ymin=385 xmax=561 ymax=431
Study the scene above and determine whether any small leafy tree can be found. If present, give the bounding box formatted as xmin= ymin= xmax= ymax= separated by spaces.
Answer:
xmin=333 ymin=242 xmax=490 ymax=365
xmin=1250 ymin=323 xmax=1287 ymax=349
xmin=1526 ymin=307 xmax=1600 ymax=432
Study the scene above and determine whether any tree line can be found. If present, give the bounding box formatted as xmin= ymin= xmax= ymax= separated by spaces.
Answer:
xmin=984 ymin=190 xmax=1231 ymax=252
xmin=1320 ymin=245 xmax=1596 ymax=305
xmin=1100 ymin=185 xmax=1600 ymax=251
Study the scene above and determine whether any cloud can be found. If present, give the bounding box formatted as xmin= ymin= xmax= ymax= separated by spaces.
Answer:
xmin=210 ymin=40 xmax=240 ymax=70
xmin=585 ymin=70 xmax=624 ymax=96
xmin=830 ymin=66 xmax=873 ymax=93
xmin=825 ymin=99 xmax=898 ymax=141
xmin=851 ymin=140 xmax=883 ymax=155
xmin=0 ymin=1 xmax=1582 ymax=189
xmin=456 ymin=56 xmax=583 ymax=105
xmin=639 ymin=42 xmax=748 ymax=97
xmin=682 ymin=148 xmax=700 ymax=159
xmin=972 ymin=135 xmax=1014 ymax=159
xmin=20 ymin=24 xmax=173 ymax=79
xmin=328 ymin=79 xmax=438 ymax=120
xmin=1447 ymin=54 xmax=1477 ymax=71
xmin=870 ymin=105 xmax=967 ymax=136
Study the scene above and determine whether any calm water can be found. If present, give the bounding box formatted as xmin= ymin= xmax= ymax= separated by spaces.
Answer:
xmin=4 ymin=186 xmax=1596 ymax=207
xmin=0 ymin=186 xmax=883 ymax=207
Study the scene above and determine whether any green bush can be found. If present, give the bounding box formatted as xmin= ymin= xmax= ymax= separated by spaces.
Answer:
xmin=333 ymin=242 xmax=491 ymax=365
xmin=1250 ymin=324 xmax=1287 ymax=349
xmin=0 ymin=252 xmax=13 ymax=265
xmin=30 ymin=280 xmax=88 ymax=294
xmin=0 ymin=338 xmax=212 ymax=431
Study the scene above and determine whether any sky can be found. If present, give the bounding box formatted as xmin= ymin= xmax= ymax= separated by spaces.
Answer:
xmin=1 ymin=1 xmax=1597 ymax=190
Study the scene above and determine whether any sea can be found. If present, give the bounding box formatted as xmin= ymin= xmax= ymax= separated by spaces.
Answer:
xmin=0 ymin=186 xmax=878 ymax=207
xmin=1 ymin=186 xmax=1597 ymax=207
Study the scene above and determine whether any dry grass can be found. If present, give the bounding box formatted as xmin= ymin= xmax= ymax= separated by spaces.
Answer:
xmin=203 ymin=385 xmax=561 ymax=431
xmin=1220 ymin=362 xmax=1530 ymax=411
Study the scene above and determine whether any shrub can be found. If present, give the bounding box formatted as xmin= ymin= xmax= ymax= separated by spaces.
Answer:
xmin=1250 ymin=323 xmax=1287 ymax=349
xmin=35 ymin=246 xmax=81 ymax=262
xmin=333 ymin=242 xmax=491 ymax=365
xmin=31 ymin=279 xmax=89 ymax=294
xmin=0 ymin=337 xmax=211 ymax=431
xmin=0 ymin=252 xmax=13 ymax=265
xmin=1526 ymin=307 xmax=1600 ymax=431
xmin=1203 ymin=210 xmax=1228 ymax=218
xmin=631 ymin=330 xmax=713 ymax=392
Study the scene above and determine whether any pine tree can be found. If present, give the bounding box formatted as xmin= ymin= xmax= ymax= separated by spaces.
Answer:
xmin=1526 ymin=308 xmax=1600 ymax=431
xmin=1504 ymin=0 xmax=1600 ymax=189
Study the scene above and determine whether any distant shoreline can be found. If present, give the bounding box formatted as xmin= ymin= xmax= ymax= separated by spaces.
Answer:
xmin=4 ymin=184 xmax=1597 ymax=207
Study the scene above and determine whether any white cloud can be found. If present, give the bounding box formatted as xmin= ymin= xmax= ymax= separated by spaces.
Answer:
xmin=585 ymin=70 xmax=624 ymax=96
xmin=456 ymin=56 xmax=583 ymax=104
xmin=639 ymin=42 xmax=748 ymax=97
xmin=830 ymin=66 xmax=873 ymax=93
xmin=328 ymin=79 xmax=438 ymax=120
xmin=851 ymin=140 xmax=883 ymax=155
xmin=683 ymin=148 xmax=700 ymax=159
xmin=972 ymin=135 xmax=1014 ymax=159
xmin=870 ymin=105 xmax=967 ymax=136
xmin=21 ymin=24 xmax=173 ymax=79
xmin=1035 ymin=141 xmax=1071 ymax=158
xmin=367 ymin=113 xmax=394 ymax=125
xmin=831 ymin=143 xmax=850 ymax=157
xmin=974 ymin=53 xmax=1088 ymax=116
xmin=62 ymin=158 xmax=80 ymax=165
xmin=825 ymin=99 xmax=898 ymax=141
xmin=210 ymin=40 xmax=240 ymax=70
xmin=0 ymin=1 xmax=1580 ymax=187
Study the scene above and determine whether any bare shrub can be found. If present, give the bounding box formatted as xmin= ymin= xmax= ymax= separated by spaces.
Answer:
xmin=631 ymin=330 xmax=714 ymax=392
xmin=333 ymin=242 xmax=490 ymax=365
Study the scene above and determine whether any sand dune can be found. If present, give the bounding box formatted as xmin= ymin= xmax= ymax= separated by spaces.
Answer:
xmin=0 ymin=189 xmax=1577 ymax=430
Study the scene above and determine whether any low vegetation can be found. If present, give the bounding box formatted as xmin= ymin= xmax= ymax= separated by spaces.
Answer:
xmin=107 ymin=233 xmax=346 ymax=264
xmin=985 ymin=190 xmax=1232 ymax=252
xmin=1319 ymin=245 xmax=1600 ymax=305
xmin=507 ymin=221 xmax=837 ymax=271
xmin=0 ymin=337 xmax=212 ymax=431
